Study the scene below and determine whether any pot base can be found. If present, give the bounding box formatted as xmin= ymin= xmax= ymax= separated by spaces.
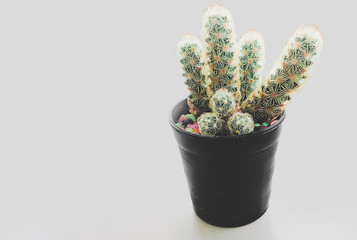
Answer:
xmin=194 ymin=205 xmax=268 ymax=228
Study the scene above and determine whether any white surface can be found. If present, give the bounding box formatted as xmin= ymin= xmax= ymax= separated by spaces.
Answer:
xmin=0 ymin=0 xmax=356 ymax=239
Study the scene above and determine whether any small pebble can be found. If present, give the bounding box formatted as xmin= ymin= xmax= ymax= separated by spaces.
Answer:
xmin=271 ymin=120 xmax=278 ymax=125
xmin=262 ymin=122 xmax=269 ymax=127
xmin=176 ymin=123 xmax=183 ymax=128
xmin=186 ymin=124 xmax=196 ymax=129
xmin=185 ymin=128 xmax=194 ymax=132
xmin=178 ymin=114 xmax=186 ymax=122
xmin=182 ymin=118 xmax=194 ymax=127
xmin=185 ymin=114 xmax=196 ymax=122
xmin=193 ymin=127 xmax=200 ymax=134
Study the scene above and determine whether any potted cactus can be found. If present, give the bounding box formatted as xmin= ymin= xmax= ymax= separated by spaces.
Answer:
xmin=169 ymin=3 xmax=323 ymax=227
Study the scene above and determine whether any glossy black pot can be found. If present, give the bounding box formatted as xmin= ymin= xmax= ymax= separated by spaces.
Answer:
xmin=169 ymin=99 xmax=286 ymax=227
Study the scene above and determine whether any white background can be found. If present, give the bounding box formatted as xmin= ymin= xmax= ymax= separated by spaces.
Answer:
xmin=1 ymin=0 xmax=356 ymax=239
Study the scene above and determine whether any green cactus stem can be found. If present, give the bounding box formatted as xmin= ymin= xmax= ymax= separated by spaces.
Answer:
xmin=201 ymin=3 xmax=240 ymax=100
xmin=177 ymin=34 xmax=211 ymax=115
xmin=197 ymin=112 xmax=223 ymax=136
xmin=237 ymin=31 xmax=265 ymax=107
xmin=243 ymin=25 xmax=323 ymax=122
xmin=210 ymin=88 xmax=236 ymax=119
xmin=227 ymin=112 xmax=255 ymax=136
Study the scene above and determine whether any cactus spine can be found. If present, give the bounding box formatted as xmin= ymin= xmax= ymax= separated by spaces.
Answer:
xmin=243 ymin=25 xmax=323 ymax=122
xmin=237 ymin=31 xmax=265 ymax=107
xmin=201 ymin=4 xmax=240 ymax=100
xmin=177 ymin=34 xmax=211 ymax=115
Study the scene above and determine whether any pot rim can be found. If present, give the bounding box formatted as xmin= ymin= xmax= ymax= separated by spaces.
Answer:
xmin=169 ymin=99 xmax=286 ymax=139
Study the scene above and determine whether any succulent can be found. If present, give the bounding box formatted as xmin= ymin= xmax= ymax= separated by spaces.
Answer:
xmin=197 ymin=112 xmax=223 ymax=136
xmin=177 ymin=34 xmax=211 ymax=115
xmin=201 ymin=4 xmax=240 ymax=100
xmin=243 ymin=25 xmax=323 ymax=122
xmin=237 ymin=31 xmax=265 ymax=107
xmin=176 ymin=4 xmax=323 ymax=136
xmin=210 ymin=89 xmax=236 ymax=119
xmin=228 ymin=112 xmax=255 ymax=136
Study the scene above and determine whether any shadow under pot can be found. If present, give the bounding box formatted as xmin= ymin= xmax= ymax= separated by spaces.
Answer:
xmin=169 ymin=99 xmax=286 ymax=227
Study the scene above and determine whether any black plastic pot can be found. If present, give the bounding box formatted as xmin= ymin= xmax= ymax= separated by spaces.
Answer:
xmin=169 ymin=99 xmax=286 ymax=227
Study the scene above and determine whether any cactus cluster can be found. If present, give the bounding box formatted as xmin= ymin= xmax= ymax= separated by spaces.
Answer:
xmin=197 ymin=112 xmax=223 ymax=136
xmin=177 ymin=35 xmax=211 ymax=115
xmin=237 ymin=31 xmax=265 ymax=107
xmin=201 ymin=5 xmax=239 ymax=100
xmin=176 ymin=3 xmax=323 ymax=136
xmin=210 ymin=89 xmax=236 ymax=119
xmin=228 ymin=112 xmax=255 ymax=136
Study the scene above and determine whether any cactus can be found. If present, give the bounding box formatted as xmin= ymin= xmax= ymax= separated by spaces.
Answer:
xmin=243 ymin=25 xmax=323 ymax=122
xmin=175 ymin=4 xmax=323 ymax=136
xmin=197 ymin=112 xmax=223 ymax=136
xmin=210 ymin=89 xmax=236 ymax=119
xmin=201 ymin=4 xmax=240 ymax=100
xmin=228 ymin=112 xmax=255 ymax=136
xmin=237 ymin=31 xmax=265 ymax=107
xmin=177 ymin=34 xmax=211 ymax=115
